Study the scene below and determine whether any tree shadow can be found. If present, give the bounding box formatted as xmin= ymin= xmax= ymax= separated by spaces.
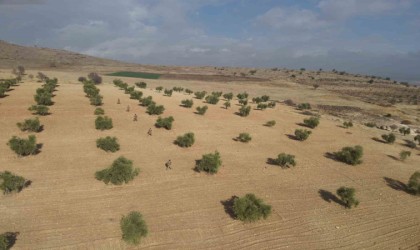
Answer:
xmin=192 ymin=160 xmax=201 ymax=173
xmin=324 ymin=152 xmax=339 ymax=162
xmin=372 ymin=137 xmax=386 ymax=144
xmin=386 ymin=155 xmax=399 ymax=161
xmin=266 ymin=158 xmax=277 ymax=166
xmin=0 ymin=232 xmax=19 ymax=249
xmin=232 ymin=137 xmax=239 ymax=142
xmin=35 ymin=143 xmax=43 ymax=154
xmin=286 ymin=134 xmax=298 ymax=140
xmin=383 ymin=177 xmax=411 ymax=194
xmin=402 ymin=139 xmax=417 ymax=149
xmin=318 ymin=189 xmax=345 ymax=206
xmin=296 ymin=122 xmax=310 ymax=128
xmin=0 ymin=94 xmax=10 ymax=98
xmin=220 ymin=196 xmax=238 ymax=219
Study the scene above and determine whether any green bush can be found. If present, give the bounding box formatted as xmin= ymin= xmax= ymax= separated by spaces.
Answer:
xmin=205 ymin=95 xmax=219 ymax=104
xmin=0 ymin=171 xmax=29 ymax=194
xmin=237 ymin=133 xmax=251 ymax=143
xmin=140 ymin=96 xmax=153 ymax=106
xmin=34 ymin=92 xmax=53 ymax=105
xmin=232 ymin=193 xmax=271 ymax=222
xmin=194 ymin=91 xmax=206 ymax=99
xmin=17 ymin=117 xmax=42 ymax=132
xmin=399 ymin=150 xmax=411 ymax=161
xmin=125 ymin=86 xmax=135 ymax=94
xmin=381 ymin=133 xmax=396 ymax=143
xmin=399 ymin=127 xmax=411 ymax=136
xmin=268 ymin=101 xmax=276 ymax=108
xmin=130 ymin=91 xmax=143 ymax=100
xmin=196 ymin=105 xmax=208 ymax=115
xmin=238 ymin=105 xmax=251 ymax=117
xmin=407 ymin=171 xmax=420 ymax=195
xmin=181 ymin=99 xmax=194 ymax=108
xmin=265 ymin=120 xmax=276 ymax=127
xmin=173 ymin=86 xmax=184 ymax=92
xmin=175 ymin=132 xmax=195 ymax=147
xmin=223 ymin=92 xmax=233 ymax=100
xmin=343 ymin=121 xmax=353 ymax=128
xmin=147 ymin=103 xmax=165 ymax=115
xmin=237 ymin=92 xmax=248 ymax=100
xmin=155 ymin=116 xmax=174 ymax=130
xmin=336 ymin=187 xmax=359 ymax=208
xmin=94 ymin=107 xmax=105 ymax=115
xmin=89 ymin=94 xmax=103 ymax=106
xmin=120 ymin=211 xmax=148 ymax=245
xmin=185 ymin=89 xmax=193 ymax=95
xmin=164 ymin=89 xmax=173 ymax=96
xmin=0 ymin=86 xmax=6 ymax=98
xmin=7 ymin=135 xmax=38 ymax=156
xmin=406 ymin=140 xmax=417 ymax=149
xmin=0 ymin=232 xmax=18 ymax=249
xmin=96 ymin=136 xmax=120 ymax=152
xmin=28 ymin=105 xmax=49 ymax=115
xmin=223 ymin=101 xmax=231 ymax=109
xmin=95 ymin=116 xmax=113 ymax=130
xmin=415 ymin=135 xmax=420 ymax=145
xmin=364 ymin=122 xmax=376 ymax=128
xmin=135 ymin=82 xmax=147 ymax=89
xmin=155 ymin=86 xmax=163 ymax=92
xmin=294 ymin=129 xmax=312 ymax=141
xmin=95 ymin=156 xmax=139 ymax=185
xmin=272 ymin=153 xmax=296 ymax=168
xmin=257 ymin=103 xmax=268 ymax=110
xmin=303 ymin=117 xmax=319 ymax=128
xmin=297 ymin=103 xmax=311 ymax=110
xmin=196 ymin=151 xmax=222 ymax=174
xmin=334 ymin=145 xmax=363 ymax=165
xmin=83 ymin=82 xmax=99 ymax=97
xmin=238 ymin=99 xmax=248 ymax=106
xmin=261 ymin=95 xmax=270 ymax=102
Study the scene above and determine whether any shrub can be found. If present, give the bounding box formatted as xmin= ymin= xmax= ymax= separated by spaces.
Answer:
xmin=130 ymin=91 xmax=143 ymax=100
xmin=125 ymin=86 xmax=135 ymax=94
xmin=155 ymin=86 xmax=163 ymax=92
xmin=238 ymin=99 xmax=248 ymax=106
xmin=223 ymin=101 xmax=231 ymax=109
xmin=95 ymin=156 xmax=139 ymax=185
xmin=238 ymin=105 xmax=251 ymax=117
xmin=294 ymin=129 xmax=312 ymax=141
xmin=175 ymin=132 xmax=195 ymax=147
xmin=336 ymin=187 xmax=359 ymax=208
xmin=196 ymin=151 xmax=222 ymax=174
xmin=78 ymin=76 xmax=87 ymax=82
xmin=399 ymin=127 xmax=410 ymax=136
xmin=173 ymin=86 xmax=184 ymax=92
xmin=185 ymin=89 xmax=193 ymax=95
xmin=303 ymin=117 xmax=319 ymax=128
xmin=7 ymin=135 xmax=38 ymax=156
xmin=237 ymin=92 xmax=248 ymax=100
xmin=205 ymin=95 xmax=219 ymax=104
xmin=364 ymin=122 xmax=376 ymax=128
xmin=343 ymin=121 xmax=353 ymax=128
xmin=34 ymin=92 xmax=53 ymax=105
xmin=284 ymin=99 xmax=295 ymax=106
xmin=83 ymin=82 xmax=99 ymax=97
xmin=265 ymin=120 xmax=276 ymax=127
xmin=196 ymin=105 xmax=208 ymax=115
xmin=406 ymin=140 xmax=416 ymax=149
xmin=334 ymin=145 xmax=363 ymax=165
xmin=257 ymin=103 xmax=268 ymax=110
xmin=147 ymin=103 xmax=165 ymax=115
xmin=194 ymin=91 xmax=206 ymax=99
xmin=94 ymin=107 xmax=105 ymax=115
xmin=164 ymin=89 xmax=173 ymax=97
xmin=272 ymin=153 xmax=296 ymax=168
xmin=96 ymin=136 xmax=120 ymax=152
xmin=95 ymin=116 xmax=113 ymax=130
xmin=135 ymin=82 xmax=147 ymax=89
xmin=88 ymin=72 xmax=102 ymax=84
xmin=252 ymin=97 xmax=262 ymax=104
xmin=89 ymin=94 xmax=103 ymax=106
xmin=120 ymin=211 xmax=148 ymax=245
xmin=0 ymin=232 xmax=18 ymax=249
xmin=381 ymin=133 xmax=396 ymax=144
xmin=155 ymin=116 xmax=174 ymax=130
xmin=223 ymin=92 xmax=233 ymax=100
xmin=140 ymin=96 xmax=153 ymax=107
xmin=268 ymin=101 xmax=276 ymax=108
xmin=0 ymin=171 xmax=29 ymax=194
xmin=232 ymin=193 xmax=271 ymax=222
xmin=407 ymin=171 xmax=420 ymax=195
xmin=415 ymin=135 xmax=420 ymax=145
xmin=28 ymin=105 xmax=49 ymax=115
xmin=261 ymin=95 xmax=270 ymax=102
xmin=297 ymin=103 xmax=311 ymax=110
xmin=17 ymin=117 xmax=42 ymax=132
xmin=399 ymin=150 xmax=411 ymax=161
xmin=237 ymin=133 xmax=252 ymax=143
xmin=181 ymin=99 xmax=194 ymax=108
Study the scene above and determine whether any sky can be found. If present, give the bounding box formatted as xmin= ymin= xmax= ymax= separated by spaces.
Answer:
xmin=1 ymin=0 xmax=420 ymax=82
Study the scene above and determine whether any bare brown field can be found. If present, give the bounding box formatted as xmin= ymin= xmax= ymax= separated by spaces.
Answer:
xmin=0 ymin=70 xmax=419 ymax=249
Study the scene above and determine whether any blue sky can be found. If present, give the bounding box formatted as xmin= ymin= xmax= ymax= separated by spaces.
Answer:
xmin=0 ymin=0 xmax=420 ymax=82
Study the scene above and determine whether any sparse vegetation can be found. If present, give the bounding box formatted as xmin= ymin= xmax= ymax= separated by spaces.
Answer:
xmin=94 ymin=107 xmax=105 ymax=115
xmin=120 ymin=211 xmax=148 ymax=245
xmin=272 ymin=153 xmax=296 ymax=168
xmin=95 ymin=156 xmax=139 ymax=185
xmin=343 ymin=121 xmax=353 ymax=128
xmin=232 ymin=194 xmax=272 ymax=222
xmin=147 ymin=103 xmax=165 ymax=115
xmin=407 ymin=171 xmax=420 ymax=195
xmin=89 ymin=94 xmax=103 ymax=106
xmin=334 ymin=145 xmax=363 ymax=165
xmin=237 ymin=133 xmax=252 ymax=143
xmin=17 ymin=117 xmax=42 ymax=132
xmin=164 ymin=89 xmax=173 ymax=97
xmin=223 ymin=101 xmax=231 ymax=109
xmin=399 ymin=127 xmax=410 ymax=136
xmin=181 ymin=99 xmax=194 ymax=108
xmin=364 ymin=122 xmax=376 ymax=128
xmin=87 ymin=72 xmax=102 ymax=84
xmin=303 ymin=117 xmax=319 ymax=128
xmin=95 ymin=116 xmax=113 ymax=130
xmin=0 ymin=171 xmax=29 ymax=194
xmin=257 ymin=103 xmax=268 ymax=110
xmin=175 ymin=132 xmax=195 ymax=147
xmin=236 ymin=92 xmax=248 ymax=100
xmin=414 ymin=135 xmax=420 ymax=145
xmin=34 ymin=91 xmax=53 ymax=105
xmin=381 ymin=133 xmax=396 ymax=144
xmin=0 ymin=232 xmax=18 ymax=249
xmin=205 ymin=94 xmax=219 ymax=104
xmin=405 ymin=140 xmax=416 ymax=149
xmin=294 ymin=129 xmax=312 ymax=141
xmin=196 ymin=151 xmax=222 ymax=174
xmin=194 ymin=91 xmax=206 ymax=99
xmin=297 ymin=103 xmax=311 ymax=110
xmin=336 ymin=187 xmax=359 ymax=208
xmin=223 ymin=92 xmax=233 ymax=100
xmin=130 ymin=91 xmax=143 ymax=100
xmin=399 ymin=150 xmax=411 ymax=161
xmin=7 ymin=135 xmax=38 ymax=156
xmin=28 ymin=105 xmax=49 ymax=115
xmin=238 ymin=105 xmax=251 ymax=117
xmin=268 ymin=101 xmax=276 ymax=108
xmin=265 ymin=120 xmax=276 ymax=127
xmin=155 ymin=116 xmax=174 ymax=130
xmin=96 ymin=136 xmax=120 ymax=152
xmin=140 ymin=96 xmax=153 ymax=107
xmin=155 ymin=86 xmax=163 ymax=92
xmin=135 ymin=82 xmax=147 ymax=89
xmin=196 ymin=105 xmax=208 ymax=115
xmin=238 ymin=99 xmax=248 ymax=106
xmin=185 ymin=89 xmax=193 ymax=95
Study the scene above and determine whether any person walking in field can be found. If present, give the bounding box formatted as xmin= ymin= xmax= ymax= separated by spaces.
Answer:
xmin=148 ymin=128 xmax=152 ymax=136
xmin=165 ymin=160 xmax=172 ymax=170
xmin=133 ymin=114 xmax=137 ymax=121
